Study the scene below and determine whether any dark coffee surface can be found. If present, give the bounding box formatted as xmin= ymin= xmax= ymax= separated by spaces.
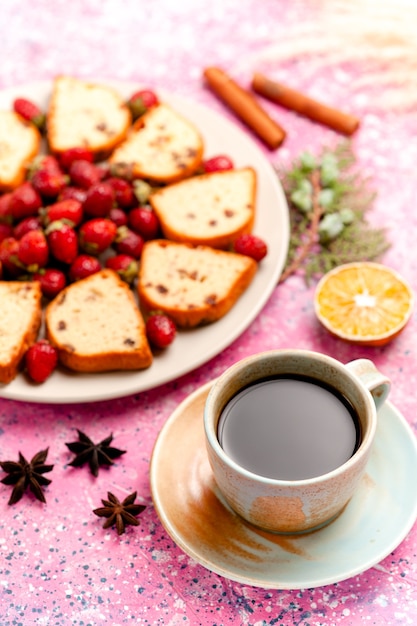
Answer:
xmin=217 ymin=376 xmax=361 ymax=480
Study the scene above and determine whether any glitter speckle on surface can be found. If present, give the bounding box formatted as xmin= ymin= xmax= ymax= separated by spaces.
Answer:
xmin=1 ymin=0 xmax=417 ymax=624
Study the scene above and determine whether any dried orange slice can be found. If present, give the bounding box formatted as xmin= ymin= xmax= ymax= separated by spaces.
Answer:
xmin=314 ymin=262 xmax=414 ymax=346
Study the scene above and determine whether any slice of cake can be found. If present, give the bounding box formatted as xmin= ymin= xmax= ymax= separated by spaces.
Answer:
xmin=0 ymin=111 xmax=41 ymax=191
xmin=109 ymin=103 xmax=204 ymax=183
xmin=47 ymin=76 xmax=132 ymax=157
xmin=45 ymin=269 xmax=153 ymax=372
xmin=0 ymin=281 xmax=42 ymax=384
xmin=149 ymin=167 xmax=256 ymax=249
xmin=137 ymin=240 xmax=257 ymax=327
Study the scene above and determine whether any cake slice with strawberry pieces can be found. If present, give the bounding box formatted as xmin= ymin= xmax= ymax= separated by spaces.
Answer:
xmin=149 ymin=167 xmax=257 ymax=249
xmin=109 ymin=102 xmax=204 ymax=184
xmin=47 ymin=76 xmax=132 ymax=159
xmin=45 ymin=269 xmax=153 ymax=372
xmin=0 ymin=111 xmax=41 ymax=191
xmin=137 ymin=240 xmax=257 ymax=328
xmin=0 ymin=281 xmax=42 ymax=384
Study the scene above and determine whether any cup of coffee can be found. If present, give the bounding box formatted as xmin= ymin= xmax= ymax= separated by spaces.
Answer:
xmin=204 ymin=349 xmax=390 ymax=534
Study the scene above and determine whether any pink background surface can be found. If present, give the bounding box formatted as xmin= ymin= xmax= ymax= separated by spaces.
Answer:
xmin=1 ymin=1 xmax=417 ymax=624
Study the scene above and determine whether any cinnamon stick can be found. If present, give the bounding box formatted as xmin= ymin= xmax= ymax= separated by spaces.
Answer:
xmin=203 ymin=67 xmax=286 ymax=149
xmin=252 ymin=72 xmax=360 ymax=136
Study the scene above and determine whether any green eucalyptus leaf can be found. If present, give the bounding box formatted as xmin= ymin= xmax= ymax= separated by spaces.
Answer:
xmin=300 ymin=152 xmax=316 ymax=172
xmin=290 ymin=189 xmax=312 ymax=213
xmin=321 ymin=162 xmax=339 ymax=186
xmin=318 ymin=188 xmax=335 ymax=208
xmin=321 ymin=152 xmax=338 ymax=168
xmin=318 ymin=213 xmax=344 ymax=243
xmin=339 ymin=207 xmax=355 ymax=224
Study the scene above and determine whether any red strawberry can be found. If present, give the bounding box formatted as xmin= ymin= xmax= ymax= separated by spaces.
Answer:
xmin=13 ymin=98 xmax=45 ymax=130
xmin=59 ymin=186 xmax=87 ymax=204
xmin=79 ymin=218 xmax=117 ymax=255
xmin=68 ymin=254 xmax=102 ymax=281
xmin=0 ymin=193 xmax=13 ymax=224
xmin=33 ymin=268 xmax=67 ymax=299
xmin=59 ymin=147 xmax=94 ymax=171
xmin=13 ymin=216 xmax=43 ymax=239
xmin=0 ymin=222 xmax=13 ymax=243
xmin=233 ymin=233 xmax=268 ymax=262
xmin=146 ymin=314 xmax=176 ymax=348
xmin=9 ymin=182 xmax=42 ymax=221
xmin=106 ymin=177 xmax=136 ymax=209
xmin=105 ymin=254 xmax=138 ymax=284
xmin=31 ymin=167 xmax=67 ymax=199
xmin=109 ymin=206 xmax=128 ymax=228
xmin=128 ymin=206 xmax=160 ymax=240
xmin=69 ymin=160 xmax=103 ymax=189
xmin=46 ymin=221 xmax=78 ymax=264
xmin=17 ymin=230 xmax=49 ymax=270
xmin=25 ymin=340 xmax=58 ymax=383
xmin=203 ymin=155 xmax=234 ymax=173
xmin=83 ymin=181 xmax=115 ymax=217
xmin=28 ymin=154 xmax=62 ymax=177
xmin=128 ymin=89 xmax=159 ymax=119
xmin=43 ymin=199 xmax=83 ymax=227
xmin=114 ymin=226 xmax=144 ymax=259
xmin=0 ymin=237 xmax=21 ymax=276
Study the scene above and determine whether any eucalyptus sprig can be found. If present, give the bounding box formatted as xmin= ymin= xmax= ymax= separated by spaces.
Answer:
xmin=278 ymin=142 xmax=390 ymax=285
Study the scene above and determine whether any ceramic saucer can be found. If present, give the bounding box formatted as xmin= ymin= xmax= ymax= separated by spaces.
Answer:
xmin=150 ymin=381 xmax=417 ymax=589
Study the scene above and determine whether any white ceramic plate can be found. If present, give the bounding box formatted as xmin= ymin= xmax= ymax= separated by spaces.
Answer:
xmin=0 ymin=80 xmax=289 ymax=403
xmin=150 ymin=381 xmax=417 ymax=589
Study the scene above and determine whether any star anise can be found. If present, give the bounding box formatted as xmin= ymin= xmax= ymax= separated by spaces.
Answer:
xmin=0 ymin=448 xmax=54 ymax=505
xmin=65 ymin=430 xmax=126 ymax=477
xmin=93 ymin=491 xmax=146 ymax=535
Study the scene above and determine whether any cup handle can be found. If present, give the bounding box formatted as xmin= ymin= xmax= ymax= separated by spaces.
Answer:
xmin=345 ymin=358 xmax=391 ymax=409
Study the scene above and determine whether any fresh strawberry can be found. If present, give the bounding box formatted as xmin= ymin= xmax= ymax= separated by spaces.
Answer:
xmin=39 ymin=154 xmax=62 ymax=172
xmin=105 ymin=254 xmax=138 ymax=284
xmin=0 ymin=222 xmax=13 ymax=243
xmin=146 ymin=313 xmax=176 ymax=348
xmin=69 ymin=160 xmax=103 ymax=189
xmin=109 ymin=206 xmax=128 ymax=228
xmin=46 ymin=221 xmax=78 ymax=264
xmin=13 ymin=216 xmax=43 ymax=239
xmin=17 ymin=230 xmax=49 ymax=270
xmin=203 ymin=155 xmax=234 ymax=173
xmin=43 ymin=199 xmax=83 ymax=227
xmin=59 ymin=146 xmax=94 ymax=171
xmin=25 ymin=339 xmax=58 ymax=383
xmin=68 ymin=254 xmax=102 ymax=281
xmin=233 ymin=233 xmax=268 ymax=262
xmin=106 ymin=177 xmax=136 ymax=209
xmin=83 ymin=181 xmax=115 ymax=217
xmin=114 ymin=226 xmax=144 ymax=259
xmin=28 ymin=154 xmax=62 ymax=177
xmin=33 ymin=268 xmax=67 ymax=299
xmin=128 ymin=89 xmax=159 ymax=119
xmin=31 ymin=167 xmax=67 ymax=199
xmin=9 ymin=182 xmax=42 ymax=221
xmin=59 ymin=186 xmax=87 ymax=204
xmin=0 ymin=237 xmax=21 ymax=276
xmin=79 ymin=218 xmax=117 ymax=255
xmin=13 ymin=97 xmax=45 ymax=130
xmin=128 ymin=206 xmax=160 ymax=240
xmin=0 ymin=193 xmax=13 ymax=224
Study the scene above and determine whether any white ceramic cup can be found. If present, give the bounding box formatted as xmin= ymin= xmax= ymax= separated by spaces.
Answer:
xmin=204 ymin=349 xmax=390 ymax=534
